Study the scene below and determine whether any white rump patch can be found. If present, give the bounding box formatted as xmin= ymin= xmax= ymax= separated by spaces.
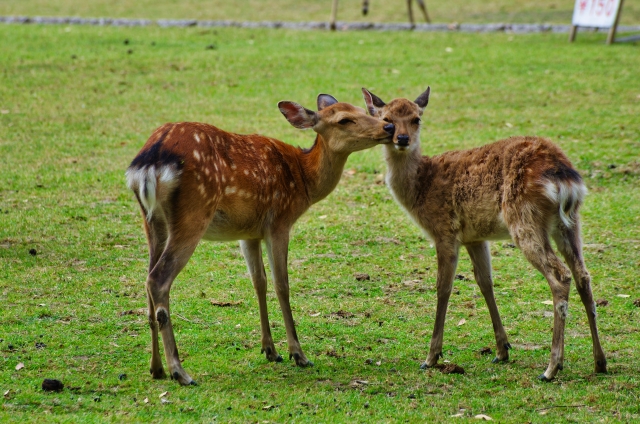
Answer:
xmin=542 ymin=180 xmax=587 ymax=228
xmin=126 ymin=165 xmax=180 ymax=221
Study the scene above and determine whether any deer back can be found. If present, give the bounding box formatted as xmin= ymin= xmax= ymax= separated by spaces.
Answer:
xmin=127 ymin=122 xmax=314 ymax=241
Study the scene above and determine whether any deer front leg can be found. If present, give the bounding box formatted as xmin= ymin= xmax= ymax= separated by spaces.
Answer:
xmin=240 ymin=239 xmax=282 ymax=363
xmin=265 ymin=230 xmax=312 ymax=367
xmin=465 ymin=242 xmax=511 ymax=363
xmin=421 ymin=243 xmax=459 ymax=369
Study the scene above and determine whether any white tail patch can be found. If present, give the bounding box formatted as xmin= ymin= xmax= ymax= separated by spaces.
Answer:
xmin=542 ymin=180 xmax=587 ymax=228
xmin=126 ymin=165 xmax=180 ymax=221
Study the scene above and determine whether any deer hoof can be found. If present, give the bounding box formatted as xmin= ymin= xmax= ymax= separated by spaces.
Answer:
xmin=171 ymin=371 xmax=196 ymax=386
xmin=596 ymin=359 xmax=607 ymax=373
xmin=262 ymin=347 xmax=282 ymax=363
xmin=150 ymin=367 xmax=167 ymax=379
xmin=538 ymin=373 xmax=553 ymax=382
xmin=420 ymin=361 xmax=438 ymax=370
xmin=291 ymin=352 xmax=313 ymax=367
xmin=492 ymin=356 xmax=509 ymax=364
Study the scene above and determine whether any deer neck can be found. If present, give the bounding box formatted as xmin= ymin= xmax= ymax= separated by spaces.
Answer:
xmin=383 ymin=141 xmax=424 ymax=210
xmin=299 ymin=135 xmax=350 ymax=205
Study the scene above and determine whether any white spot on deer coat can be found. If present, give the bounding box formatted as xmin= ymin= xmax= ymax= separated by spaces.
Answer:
xmin=194 ymin=133 xmax=201 ymax=143
xmin=194 ymin=150 xmax=201 ymax=161
xmin=225 ymin=186 xmax=237 ymax=195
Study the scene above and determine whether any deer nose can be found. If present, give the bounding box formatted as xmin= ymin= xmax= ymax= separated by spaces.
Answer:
xmin=397 ymin=134 xmax=409 ymax=146
xmin=383 ymin=123 xmax=395 ymax=135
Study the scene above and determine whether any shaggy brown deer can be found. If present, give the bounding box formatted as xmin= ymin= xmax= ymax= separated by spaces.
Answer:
xmin=126 ymin=95 xmax=395 ymax=385
xmin=362 ymin=87 xmax=606 ymax=380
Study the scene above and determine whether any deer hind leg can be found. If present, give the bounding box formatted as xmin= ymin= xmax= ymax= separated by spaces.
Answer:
xmin=143 ymin=212 xmax=170 ymax=379
xmin=421 ymin=241 xmax=460 ymax=369
xmin=147 ymin=226 xmax=205 ymax=386
xmin=465 ymin=241 xmax=511 ymax=363
xmin=552 ymin=221 xmax=607 ymax=374
xmin=240 ymin=239 xmax=282 ymax=363
xmin=514 ymin=228 xmax=572 ymax=381
xmin=265 ymin=230 xmax=312 ymax=367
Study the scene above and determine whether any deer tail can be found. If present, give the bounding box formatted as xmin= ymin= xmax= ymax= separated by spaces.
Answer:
xmin=542 ymin=173 xmax=587 ymax=229
xmin=126 ymin=165 xmax=180 ymax=221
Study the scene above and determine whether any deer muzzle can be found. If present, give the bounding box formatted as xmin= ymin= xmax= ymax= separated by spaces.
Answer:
xmin=397 ymin=134 xmax=410 ymax=147
xmin=383 ymin=123 xmax=395 ymax=136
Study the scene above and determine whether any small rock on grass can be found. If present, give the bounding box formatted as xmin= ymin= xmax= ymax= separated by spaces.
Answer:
xmin=354 ymin=273 xmax=370 ymax=281
xmin=596 ymin=299 xmax=608 ymax=307
xmin=633 ymin=299 xmax=640 ymax=308
xmin=42 ymin=379 xmax=64 ymax=392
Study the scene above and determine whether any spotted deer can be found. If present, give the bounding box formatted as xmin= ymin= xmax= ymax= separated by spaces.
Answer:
xmin=362 ymin=87 xmax=606 ymax=380
xmin=126 ymin=95 xmax=395 ymax=385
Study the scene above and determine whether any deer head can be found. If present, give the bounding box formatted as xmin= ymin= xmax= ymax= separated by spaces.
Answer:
xmin=279 ymin=94 xmax=395 ymax=154
xmin=362 ymin=87 xmax=430 ymax=151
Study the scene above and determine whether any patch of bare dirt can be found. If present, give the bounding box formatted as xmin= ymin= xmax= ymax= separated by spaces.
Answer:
xmin=210 ymin=300 xmax=242 ymax=307
xmin=434 ymin=363 xmax=465 ymax=374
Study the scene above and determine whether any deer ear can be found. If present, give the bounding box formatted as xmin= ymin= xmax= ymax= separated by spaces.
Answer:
xmin=317 ymin=94 xmax=338 ymax=111
xmin=278 ymin=101 xmax=318 ymax=129
xmin=362 ymin=88 xmax=385 ymax=116
xmin=414 ymin=87 xmax=430 ymax=109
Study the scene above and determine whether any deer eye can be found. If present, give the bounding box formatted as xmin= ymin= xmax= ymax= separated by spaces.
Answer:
xmin=412 ymin=118 xmax=421 ymax=125
xmin=338 ymin=118 xmax=355 ymax=125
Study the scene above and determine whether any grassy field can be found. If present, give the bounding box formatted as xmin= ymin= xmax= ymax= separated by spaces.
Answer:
xmin=2 ymin=0 xmax=640 ymax=26
xmin=1 ymin=19 xmax=639 ymax=423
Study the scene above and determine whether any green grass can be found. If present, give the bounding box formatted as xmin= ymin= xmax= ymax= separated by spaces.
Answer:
xmin=1 ymin=22 xmax=639 ymax=422
xmin=2 ymin=0 xmax=640 ymax=26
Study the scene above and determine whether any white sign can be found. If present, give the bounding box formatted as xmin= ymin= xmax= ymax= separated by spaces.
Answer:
xmin=572 ymin=0 xmax=622 ymax=28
